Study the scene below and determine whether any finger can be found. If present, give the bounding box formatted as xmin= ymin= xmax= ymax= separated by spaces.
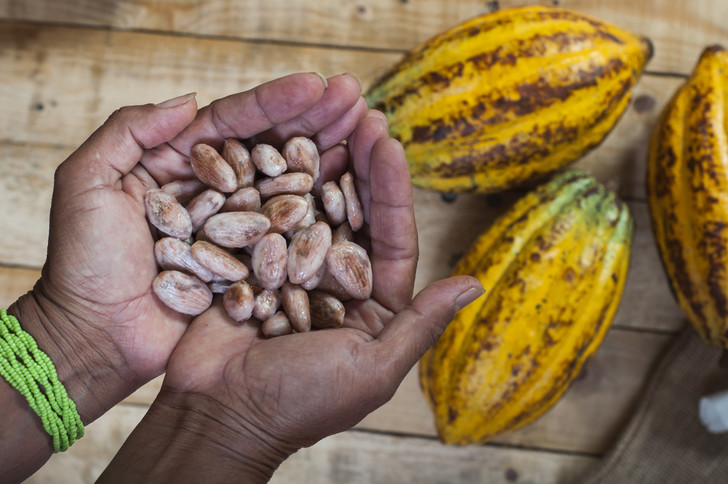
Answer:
xmin=54 ymin=94 xmax=198 ymax=191
xmin=348 ymin=109 xmax=388 ymax=166
xmin=367 ymin=136 xmax=419 ymax=312
xmin=174 ymin=72 xmax=330 ymax=151
xmin=312 ymin=96 xmax=368 ymax=152
xmin=249 ymin=73 xmax=364 ymax=148
xmin=339 ymin=298 xmax=394 ymax=337
xmin=348 ymin=111 xmax=390 ymax=223
xmin=139 ymin=72 xmax=343 ymax=185
xmin=121 ymin=164 xmax=161 ymax=204
xmin=138 ymin=147 xmax=197 ymax=187
xmin=315 ymin=143 xmax=349 ymax=192
xmin=310 ymin=98 xmax=371 ymax=192
xmin=373 ymin=276 xmax=484 ymax=381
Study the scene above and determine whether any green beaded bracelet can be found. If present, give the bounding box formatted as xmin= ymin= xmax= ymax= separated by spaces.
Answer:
xmin=0 ymin=309 xmax=84 ymax=452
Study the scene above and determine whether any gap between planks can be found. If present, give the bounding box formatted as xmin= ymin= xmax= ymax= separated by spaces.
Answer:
xmin=0 ymin=18 xmax=415 ymax=56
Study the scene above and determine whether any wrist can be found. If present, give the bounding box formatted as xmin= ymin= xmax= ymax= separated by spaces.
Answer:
xmin=99 ymin=388 xmax=294 ymax=483
xmin=0 ymin=285 xmax=137 ymax=481
xmin=8 ymin=284 xmax=138 ymax=424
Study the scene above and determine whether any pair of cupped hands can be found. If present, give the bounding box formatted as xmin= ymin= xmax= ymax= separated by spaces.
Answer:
xmin=9 ymin=72 xmax=483 ymax=482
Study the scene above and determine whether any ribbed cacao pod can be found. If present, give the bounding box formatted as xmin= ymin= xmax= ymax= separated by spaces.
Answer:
xmin=419 ymin=170 xmax=633 ymax=445
xmin=647 ymin=45 xmax=728 ymax=348
xmin=365 ymin=6 xmax=652 ymax=194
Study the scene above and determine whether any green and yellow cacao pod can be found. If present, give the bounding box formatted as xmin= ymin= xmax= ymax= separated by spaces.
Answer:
xmin=647 ymin=45 xmax=728 ymax=348
xmin=419 ymin=170 xmax=633 ymax=445
xmin=365 ymin=6 xmax=652 ymax=193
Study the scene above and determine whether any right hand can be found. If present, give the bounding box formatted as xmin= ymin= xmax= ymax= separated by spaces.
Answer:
xmin=126 ymin=109 xmax=484 ymax=483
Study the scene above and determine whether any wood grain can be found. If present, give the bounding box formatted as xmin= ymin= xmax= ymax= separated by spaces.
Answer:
xmin=0 ymin=143 xmax=66 ymax=267
xmin=0 ymin=1 xmax=511 ymax=51
xmin=571 ymin=75 xmax=683 ymax=201
xmin=2 ymin=0 xmax=727 ymax=75
xmin=0 ymin=265 xmax=40 ymax=307
xmin=24 ymin=403 xmax=597 ymax=484
xmin=271 ymin=430 xmax=595 ymax=484
xmin=561 ymin=0 xmax=727 ymax=75
xmin=0 ymin=23 xmax=399 ymax=149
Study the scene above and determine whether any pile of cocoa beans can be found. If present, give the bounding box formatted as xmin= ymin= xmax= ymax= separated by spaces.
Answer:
xmin=144 ymin=136 xmax=372 ymax=338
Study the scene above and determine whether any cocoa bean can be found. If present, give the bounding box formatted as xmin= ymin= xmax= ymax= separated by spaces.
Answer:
xmin=152 ymin=270 xmax=212 ymax=315
xmin=325 ymin=241 xmax=372 ymax=299
xmin=190 ymin=143 xmax=238 ymax=193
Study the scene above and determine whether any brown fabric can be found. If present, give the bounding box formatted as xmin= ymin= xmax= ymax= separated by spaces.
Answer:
xmin=579 ymin=328 xmax=728 ymax=484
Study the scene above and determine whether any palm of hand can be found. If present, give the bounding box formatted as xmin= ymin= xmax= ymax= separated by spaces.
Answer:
xmin=165 ymin=298 xmax=397 ymax=448
xmin=161 ymin=115 xmax=430 ymax=452
xmin=43 ymin=168 xmax=188 ymax=382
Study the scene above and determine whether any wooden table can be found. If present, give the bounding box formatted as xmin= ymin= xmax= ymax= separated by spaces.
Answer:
xmin=1 ymin=0 xmax=725 ymax=482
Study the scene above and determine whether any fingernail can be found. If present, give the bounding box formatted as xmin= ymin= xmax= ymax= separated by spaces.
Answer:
xmin=343 ymin=71 xmax=364 ymax=93
xmin=156 ymin=92 xmax=197 ymax=108
xmin=366 ymin=109 xmax=388 ymax=124
xmin=311 ymin=72 xmax=328 ymax=90
xmin=454 ymin=286 xmax=485 ymax=312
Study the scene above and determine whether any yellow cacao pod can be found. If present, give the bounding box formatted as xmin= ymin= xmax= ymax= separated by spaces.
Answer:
xmin=647 ymin=45 xmax=728 ymax=348
xmin=419 ymin=170 xmax=633 ymax=445
xmin=365 ymin=6 xmax=652 ymax=194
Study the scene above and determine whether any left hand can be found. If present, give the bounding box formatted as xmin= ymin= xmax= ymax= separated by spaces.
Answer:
xmin=12 ymin=72 xmax=367 ymax=421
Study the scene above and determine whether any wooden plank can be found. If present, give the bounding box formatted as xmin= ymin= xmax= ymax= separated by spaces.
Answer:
xmin=271 ymin=431 xmax=596 ymax=484
xmin=1 ymin=0 xmax=726 ymax=75
xmin=24 ymin=403 xmax=597 ymax=484
xmin=560 ymin=0 xmax=727 ymax=75
xmin=616 ymin=201 xmax=685 ymax=332
xmin=571 ymin=75 xmax=684 ymax=201
xmin=0 ymin=143 xmax=68 ymax=267
xmin=0 ymin=265 xmax=40 ymax=307
xmin=0 ymin=23 xmax=400 ymax=149
xmin=358 ymin=329 xmax=675 ymax=454
xmin=0 ymin=15 xmax=689 ymax=468
xmin=0 ymin=1 xmax=504 ymax=51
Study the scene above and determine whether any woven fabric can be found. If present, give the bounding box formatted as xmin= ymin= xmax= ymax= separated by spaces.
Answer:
xmin=579 ymin=328 xmax=728 ymax=483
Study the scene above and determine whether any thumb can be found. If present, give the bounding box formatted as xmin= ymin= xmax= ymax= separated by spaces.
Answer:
xmin=374 ymin=275 xmax=484 ymax=380
xmin=55 ymin=93 xmax=198 ymax=190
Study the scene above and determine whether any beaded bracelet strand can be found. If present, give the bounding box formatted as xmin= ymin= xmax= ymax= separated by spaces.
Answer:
xmin=0 ymin=309 xmax=84 ymax=452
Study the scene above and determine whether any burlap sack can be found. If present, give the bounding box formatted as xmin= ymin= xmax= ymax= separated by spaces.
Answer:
xmin=578 ymin=328 xmax=728 ymax=483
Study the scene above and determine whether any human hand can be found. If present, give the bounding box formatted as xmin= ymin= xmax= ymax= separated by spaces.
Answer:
xmin=97 ymin=110 xmax=484 ymax=483
xmin=8 ymin=72 xmax=367 ymax=425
